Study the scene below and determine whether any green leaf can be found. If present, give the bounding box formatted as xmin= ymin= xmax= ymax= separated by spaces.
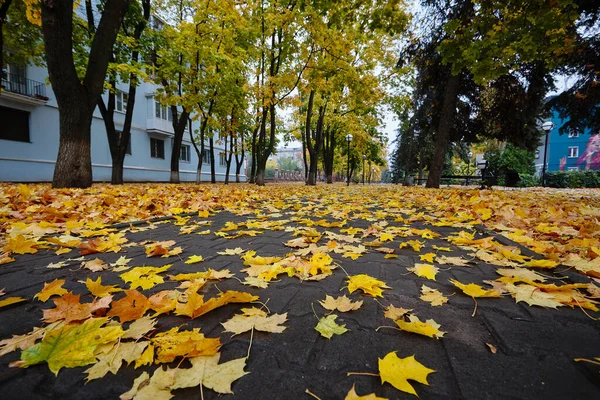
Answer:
xmin=315 ymin=314 xmax=348 ymax=339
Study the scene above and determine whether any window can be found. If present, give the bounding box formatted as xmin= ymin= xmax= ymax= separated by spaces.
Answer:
xmin=0 ymin=106 xmax=30 ymax=142
xmin=202 ymin=149 xmax=211 ymax=164
xmin=219 ymin=152 xmax=227 ymax=166
xmin=568 ymin=130 xmax=579 ymax=138
xmin=150 ymin=138 xmax=164 ymax=159
xmin=154 ymin=100 xmax=172 ymax=122
xmin=567 ymin=167 xmax=579 ymax=172
xmin=568 ymin=146 xmax=579 ymax=158
xmin=180 ymin=144 xmax=190 ymax=162
xmin=116 ymin=91 xmax=128 ymax=113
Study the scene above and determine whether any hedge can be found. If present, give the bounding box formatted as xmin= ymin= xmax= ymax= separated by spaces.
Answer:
xmin=545 ymin=170 xmax=600 ymax=188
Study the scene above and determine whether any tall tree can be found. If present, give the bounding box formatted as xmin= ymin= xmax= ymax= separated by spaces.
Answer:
xmin=38 ymin=0 xmax=131 ymax=188
xmin=85 ymin=0 xmax=151 ymax=184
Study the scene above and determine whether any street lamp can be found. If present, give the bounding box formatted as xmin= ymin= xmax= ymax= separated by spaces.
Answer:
xmin=346 ymin=134 xmax=353 ymax=186
xmin=467 ymin=151 xmax=473 ymax=185
xmin=362 ymin=154 xmax=366 ymax=184
xmin=541 ymin=120 xmax=554 ymax=187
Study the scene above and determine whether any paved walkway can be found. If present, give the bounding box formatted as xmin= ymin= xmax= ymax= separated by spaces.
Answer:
xmin=0 ymin=188 xmax=599 ymax=399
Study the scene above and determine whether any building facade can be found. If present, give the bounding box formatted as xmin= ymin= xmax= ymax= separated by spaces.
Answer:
xmin=534 ymin=111 xmax=599 ymax=175
xmin=0 ymin=63 xmax=245 ymax=183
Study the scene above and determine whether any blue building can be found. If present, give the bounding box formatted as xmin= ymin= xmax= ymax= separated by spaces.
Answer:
xmin=0 ymin=64 xmax=246 ymax=183
xmin=535 ymin=110 xmax=599 ymax=176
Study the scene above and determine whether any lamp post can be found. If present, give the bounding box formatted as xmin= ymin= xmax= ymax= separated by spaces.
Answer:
xmin=467 ymin=151 xmax=473 ymax=185
xmin=541 ymin=121 xmax=554 ymax=187
xmin=362 ymin=154 xmax=366 ymax=184
xmin=346 ymin=134 xmax=353 ymax=186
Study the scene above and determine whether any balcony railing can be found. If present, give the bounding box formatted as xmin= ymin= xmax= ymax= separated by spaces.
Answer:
xmin=1 ymin=73 xmax=48 ymax=100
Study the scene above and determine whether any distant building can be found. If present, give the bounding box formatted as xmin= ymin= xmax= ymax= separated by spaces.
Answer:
xmin=535 ymin=111 xmax=599 ymax=175
xmin=269 ymin=146 xmax=303 ymax=163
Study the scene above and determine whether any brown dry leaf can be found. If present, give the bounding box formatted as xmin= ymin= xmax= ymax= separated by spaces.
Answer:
xmin=420 ymin=285 xmax=449 ymax=307
xmin=319 ymin=295 xmax=363 ymax=312
xmin=221 ymin=308 xmax=288 ymax=335
xmin=82 ymin=258 xmax=109 ymax=272
xmin=486 ymin=343 xmax=497 ymax=354
xmin=175 ymin=290 xmax=259 ymax=319
xmin=107 ymin=290 xmax=150 ymax=323
xmin=384 ymin=305 xmax=412 ymax=320
xmin=43 ymin=293 xmax=112 ymax=323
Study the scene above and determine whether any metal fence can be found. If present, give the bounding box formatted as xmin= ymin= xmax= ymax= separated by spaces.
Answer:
xmin=1 ymin=73 xmax=47 ymax=99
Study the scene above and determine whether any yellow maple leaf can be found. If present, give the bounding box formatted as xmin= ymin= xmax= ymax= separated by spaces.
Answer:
xmin=450 ymin=279 xmax=502 ymax=298
xmin=344 ymin=384 xmax=388 ymax=400
xmin=221 ymin=310 xmax=287 ymax=335
xmin=419 ymin=253 xmax=436 ymax=263
xmin=3 ymin=234 xmax=38 ymax=254
xmin=120 ymin=264 xmax=172 ymax=290
xmin=522 ymin=259 xmax=558 ymax=269
xmin=34 ymin=279 xmax=68 ymax=302
xmin=378 ymin=352 xmax=435 ymax=396
xmin=184 ymin=255 xmax=204 ymax=264
xmin=83 ymin=277 xmax=123 ymax=297
xmin=407 ymin=264 xmax=439 ymax=281
xmin=346 ymin=274 xmax=391 ymax=297
xmin=384 ymin=305 xmax=412 ymax=320
xmin=395 ymin=315 xmax=445 ymax=339
xmin=0 ymin=296 xmax=27 ymax=308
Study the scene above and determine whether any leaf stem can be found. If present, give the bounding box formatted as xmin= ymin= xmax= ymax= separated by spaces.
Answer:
xmin=346 ymin=372 xmax=380 ymax=377
xmin=305 ymin=388 xmax=322 ymax=400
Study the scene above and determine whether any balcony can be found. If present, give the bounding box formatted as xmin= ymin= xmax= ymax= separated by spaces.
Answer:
xmin=146 ymin=117 xmax=175 ymax=136
xmin=1 ymin=73 xmax=49 ymax=105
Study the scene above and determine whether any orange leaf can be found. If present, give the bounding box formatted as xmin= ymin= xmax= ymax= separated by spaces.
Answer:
xmin=34 ymin=279 xmax=68 ymax=302
xmin=107 ymin=290 xmax=150 ymax=323
xmin=43 ymin=293 xmax=112 ymax=323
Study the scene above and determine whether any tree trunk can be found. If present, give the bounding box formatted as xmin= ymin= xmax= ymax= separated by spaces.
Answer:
xmin=304 ymin=90 xmax=315 ymax=185
xmin=426 ymin=73 xmax=460 ymax=188
xmin=234 ymin=136 xmax=244 ymax=183
xmin=42 ymin=0 xmax=130 ymax=188
xmin=169 ymin=107 xmax=190 ymax=183
xmin=209 ymin=135 xmax=216 ymax=183
xmin=225 ymin=133 xmax=234 ymax=184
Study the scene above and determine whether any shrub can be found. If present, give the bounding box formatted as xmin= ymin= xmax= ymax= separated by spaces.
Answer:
xmin=518 ymin=174 xmax=540 ymax=187
xmin=545 ymin=170 xmax=600 ymax=188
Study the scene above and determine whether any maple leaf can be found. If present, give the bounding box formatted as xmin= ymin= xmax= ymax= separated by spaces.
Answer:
xmin=82 ymin=258 xmax=109 ymax=272
xmin=346 ymin=274 xmax=391 ymax=297
xmin=151 ymin=327 xmax=221 ymax=363
xmin=221 ymin=308 xmax=288 ymax=335
xmin=496 ymin=267 xmax=546 ymax=283
xmin=184 ymin=255 xmax=204 ymax=264
xmin=384 ymin=305 xmax=412 ymax=320
xmin=0 ymin=296 xmax=27 ymax=308
xmin=175 ymin=290 xmax=259 ymax=319
xmin=217 ymin=247 xmax=245 ymax=255
xmin=148 ymin=290 xmax=178 ymax=315
xmin=315 ymin=314 xmax=348 ymax=339
xmin=175 ymin=354 xmax=248 ymax=394
xmin=83 ymin=277 xmax=123 ymax=297
xmin=0 ymin=252 xmax=16 ymax=264
xmin=0 ymin=323 xmax=61 ymax=357
xmin=420 ymin=285 xmax=448 ymax=307
xmin=145 ymin=240 xmax=176 ymax=257
xmin=450 ymin=279 xmax=502 ymax=298
xmin=345 ymin=384 xmax=387 ymax=400
xmin=3 ymin=234 xmax=38 ymax=254
xmin=319 ymin=295 xmax=363 ymax=312
xmin=504 ymin=284 xmax=564 ymax=309
xmin=107 ymin=290 xmax=151 ymax=323
xmin=110 ymin=256 xmax=132 ymax=267
xmin=123 ymin=316 xmax=157 ymax=340
xmin=34 ymin=279 xmax=68 ymax=302
xmin=242 ymin=276 xmax=269 ymax=288
xmin=395 ymin=315 xmax=445 ymax=339
xmin=523 ymin=259 xmax=558 ymax=269
xmin=432 ymin=245 xmax=452 ymax=252
xmin=399 ymin=240 xmax=425 ymax=252
xmin=379 ymin=232 xmax=395 ymax=242
xmin=407 ymin=264 xmax=439 ymax=281
xmin=43 ymin=293 xmax=112 ymax=323
xmin=378 ymin=352 xmax=435 ymax=396
xmin=120 ymin=369 xmax=173 ymax=400
xmin=120 ymin=264 xmax=172 ymax=290
xmin=85 ymin=341 xmax=149 ymax=381
xmin=17 ymin=318 xmax=123 ymax=375
xmin=419 ymin=253 xmax=436 ymax=263
xmin=435 ymin=256 xmax=472 ymax=267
